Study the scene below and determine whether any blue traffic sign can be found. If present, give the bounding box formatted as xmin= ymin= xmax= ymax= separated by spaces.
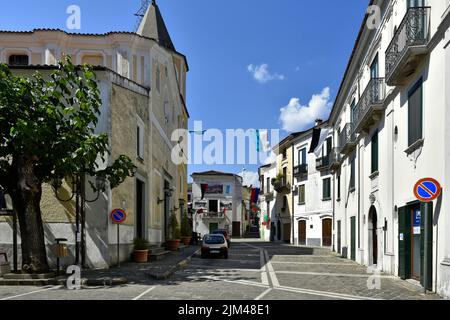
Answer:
xmin=110 ymin=209 xmax=126 ymax=224
xmin=413 ymin=178 xmax=442 ymax=202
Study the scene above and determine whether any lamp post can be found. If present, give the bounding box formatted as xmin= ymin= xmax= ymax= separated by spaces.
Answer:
xmin=52 ymin=174 xmax=106 ymax=268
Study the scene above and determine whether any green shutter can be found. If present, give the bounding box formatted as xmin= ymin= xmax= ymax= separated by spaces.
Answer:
xmin=398 ymin=206 xmax=411 ymax=280
xmin=420 ymin=202 xmax=433 ymax=290
xmin=350 ymin=217 xmax=356 ymax=261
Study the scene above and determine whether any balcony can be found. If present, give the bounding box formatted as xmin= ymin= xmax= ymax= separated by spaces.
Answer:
xmin=271 ymin=176 xmax=291 ymax=194
xmin=385 ymin=7 xmax=431 ymax=86
xmin=328 ymin=148 xmax=342 ymax=171
xmin=339 ymin=123 xmax=357 ymax=155
xmin=202 ymin=212 xmax=226 ymax=219
xmin=353 ymin=78 xmax=386 ymax=134
xmin=293 ymin=164 xmax=308 ymax=178
xmin=316 ymin=154 xmax=330 ymax=171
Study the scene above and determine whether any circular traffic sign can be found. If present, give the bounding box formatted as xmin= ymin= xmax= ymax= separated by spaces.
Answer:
xmin=110 ymin=208 xmax=127 ymax=224
xmin=413 ymin=178 xmax=442 ymax=202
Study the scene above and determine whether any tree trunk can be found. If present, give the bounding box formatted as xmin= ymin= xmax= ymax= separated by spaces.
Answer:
xmin=10 ymin=154 xmax=49 ymax=274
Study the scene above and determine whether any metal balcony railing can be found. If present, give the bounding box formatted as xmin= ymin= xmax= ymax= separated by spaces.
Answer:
xmin=317 ymin=148 xmax=342 ymax=171
xmin=385 ymin=7 xmax=431 ymax=85
xmin=353 ymin=78 xmax=386 ymax=133
xmin=339 ymin=123 xmax=357 ymax=155
xmin=272 ymin=176 xmax=291 ymax=194
xmin=293 ymin=164 xmax=308 ymax=177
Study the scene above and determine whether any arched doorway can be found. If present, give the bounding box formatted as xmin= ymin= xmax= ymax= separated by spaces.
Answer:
xmin=368 ymin=206 xmax=378 ymax=266
xmin=298 ymin=220 xmax=306 ymax=245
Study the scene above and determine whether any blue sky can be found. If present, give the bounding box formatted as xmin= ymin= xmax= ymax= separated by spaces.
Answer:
xmin=0 ymin=0 xmax=369 ymax=186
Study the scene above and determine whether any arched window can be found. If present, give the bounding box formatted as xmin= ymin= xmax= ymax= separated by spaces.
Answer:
xmin=8 ymin=54 xmax=29 ymax=66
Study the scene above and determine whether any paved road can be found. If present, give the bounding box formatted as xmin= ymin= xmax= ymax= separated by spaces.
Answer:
xmin=0 ymin=240 xmax=441 ymax=300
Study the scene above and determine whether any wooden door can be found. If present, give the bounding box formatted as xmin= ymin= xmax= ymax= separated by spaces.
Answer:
xmin=283 ymin=223 xmax=291 ymax=243
xmin=298 ymin=220 xmax=306 ymax=245
xmin=350 ymin=216 xmax=356 ymax=261
xmin=322 ymin=218 xmax=332 ymax=247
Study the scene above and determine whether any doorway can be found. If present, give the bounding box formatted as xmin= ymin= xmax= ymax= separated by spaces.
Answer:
xmin=322 ymin=218 xmax=332 ymax=247
xmin=368 ymin=206 xmax=378 ymax=266
xmin=337 ymin=221 xmax=342 ymax=254
xmin=163 ymin=180 xmax=170 ymax=241
xmin=350 ymin=216 xmax=356 ymax=261
xmin=398 ymin=202 xmax=433 ymax=290
xmin=209 ymin=223 xmax=219 ymax=234
xmin=283 ymin=223 xmax=291 ymax=243
xmin=136 ymin=179 xmax=146 ymax=239
xmin=298 ymin=220 xmax=306 ymax=245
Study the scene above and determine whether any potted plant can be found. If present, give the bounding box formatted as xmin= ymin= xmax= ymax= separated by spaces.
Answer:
xmin=133 ymin=238 xmax=149 ymax=263
xmin=180 ymin=212 xmax=192 ymax=246
xmin=166 ymin=213 xmax=181 ymax=251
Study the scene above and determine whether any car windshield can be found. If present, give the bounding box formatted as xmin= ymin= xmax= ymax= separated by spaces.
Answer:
xmin=204 ymin=235 xmax=225 ymax=244
xmin=212 ymin=230 xmax=226 ymax=236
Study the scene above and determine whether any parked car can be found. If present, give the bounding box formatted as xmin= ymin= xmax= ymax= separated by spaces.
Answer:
xmin=201 ymin=234 xmax=228 ymax=259
xmin=212 ymin=229 xmax=231 ymax=247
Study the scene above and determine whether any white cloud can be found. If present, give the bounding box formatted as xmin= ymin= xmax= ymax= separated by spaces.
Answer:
xmin=263 ymin=152 xmax=277 ymax=165
xmin=239 ymin=170 xmax=261 ymax=188
xmin=279 ymin=87 xmax=332 ymax=132
xmin=247 ymin=63 xmax=285 ymax=84
xmin=295 ymin=66 xmax=301 ymax=72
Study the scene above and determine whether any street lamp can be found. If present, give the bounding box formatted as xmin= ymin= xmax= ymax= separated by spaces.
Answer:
xmin=52 ymin=174 xmax=107 ymax=268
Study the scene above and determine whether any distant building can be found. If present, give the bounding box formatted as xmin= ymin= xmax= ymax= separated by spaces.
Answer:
xmin=191 ymin=171 xmax=243 ymax=237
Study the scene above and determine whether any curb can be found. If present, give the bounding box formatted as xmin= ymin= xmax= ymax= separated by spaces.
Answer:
xmin=147 ymin=249 xmax=200 ymax=280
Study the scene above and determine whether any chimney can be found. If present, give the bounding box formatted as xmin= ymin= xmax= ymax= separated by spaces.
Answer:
xmin=315 ymin=119 xmax=323 ymax=126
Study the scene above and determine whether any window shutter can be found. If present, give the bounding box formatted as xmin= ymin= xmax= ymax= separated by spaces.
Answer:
xmin=398 ymin=206 xmax=411 ymax=280
xmin=371 ymin=131 xmax=379 ymax=173
xmin=408 ymin=79 xmax=423 ymax=146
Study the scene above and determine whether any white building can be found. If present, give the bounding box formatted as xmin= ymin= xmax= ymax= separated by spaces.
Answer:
xmin=191 ymin=171 xmax=244 ymax=238
xmin=328 ymin=0 xmax=450 ymax=298
xmin=258 ymin=163 xmax=277 ymax=241
xmin=292 ymin=124 xmax=334 ymax=248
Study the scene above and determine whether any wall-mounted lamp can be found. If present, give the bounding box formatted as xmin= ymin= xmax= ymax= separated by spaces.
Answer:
xmin=157 ymin=186 xmax=175 ymax=205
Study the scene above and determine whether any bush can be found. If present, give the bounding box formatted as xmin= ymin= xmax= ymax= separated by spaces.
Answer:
xmin=133 ymin=238 xmax=149 ymax=251
xmin=168 ymin=213 xmax=181 ymax=240
xmin=180 ymin=212 xmax=192 ymax=236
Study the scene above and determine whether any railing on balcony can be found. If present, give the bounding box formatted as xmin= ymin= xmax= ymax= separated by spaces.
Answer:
xmin=339 ymin=123 xmax=357 ymax=155
xmin=272 ymin=176 xmax=291 ymax=194
xmin=316 ymin=154 xmax=330 ymax=171
xmin=203 ymin=212 xmax=225 ymax=219
xmin=385 ymin=7 xmax=431 ymax=85
xmin=353 ymin=78 xmax=386 ymax=133
xmin=293 ymin=164 xmax=308 ymax=177
xmin=328 ymin=148 xmax=342 ymax=171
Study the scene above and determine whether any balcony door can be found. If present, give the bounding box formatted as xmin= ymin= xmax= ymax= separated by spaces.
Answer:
xmin=370 ymin=54 xmax=379 ymax=79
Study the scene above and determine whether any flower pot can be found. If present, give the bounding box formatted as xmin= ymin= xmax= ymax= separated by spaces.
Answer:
xmin=132 ymin=250 xmax=149 ymax=263
xmin=181 ymin=236 xmax=192 ymax=246
xmin=166 ymin=239 xmax=180 ymax=251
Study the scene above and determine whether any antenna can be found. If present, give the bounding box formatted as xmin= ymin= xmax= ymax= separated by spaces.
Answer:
xmin=134 ymin=0 xmax=152 ymax=31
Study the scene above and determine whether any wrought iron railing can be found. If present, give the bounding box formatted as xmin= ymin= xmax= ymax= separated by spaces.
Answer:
xmin=328 ymin=148 xmax=342 ymax=166
xmin=293 ymin=164 xmax=308 ymax=177
xmin=339 ymin=123 xmax=356 ymax=151
xmin=385 ymin=7 xmax=431 ymax=81
xmin=353 ymin=78 xmax=386 ymax=131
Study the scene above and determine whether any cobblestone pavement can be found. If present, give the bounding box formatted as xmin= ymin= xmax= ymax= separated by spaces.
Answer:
xmin=0 ymin=240 xmax=442 ymax=300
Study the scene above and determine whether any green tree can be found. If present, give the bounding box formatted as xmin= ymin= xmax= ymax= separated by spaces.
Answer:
xmin=0 ymin=57 xmax=135 ymax=273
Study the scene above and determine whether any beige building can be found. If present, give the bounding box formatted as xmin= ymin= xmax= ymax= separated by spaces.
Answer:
xmin=0 ymin=1 xmax=189 ymax=269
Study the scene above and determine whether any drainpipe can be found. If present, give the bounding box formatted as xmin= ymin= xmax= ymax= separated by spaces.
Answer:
xmin=291 ymin=140 xmax=295 ymax=245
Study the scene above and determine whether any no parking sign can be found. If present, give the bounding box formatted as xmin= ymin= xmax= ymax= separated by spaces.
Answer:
xmin=413 ymin=178 xmax=442 ymax=202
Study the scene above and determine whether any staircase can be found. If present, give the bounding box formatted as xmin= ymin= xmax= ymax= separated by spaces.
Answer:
xmin=148 ymin=246 xmax=171 ymax=262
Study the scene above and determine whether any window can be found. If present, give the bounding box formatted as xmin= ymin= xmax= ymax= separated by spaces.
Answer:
xmin=337 ymin=174 xmax=341 ymax=200
xmin=407 ymin=0 xmax=425 ymax=9
xmin=370 ymin=54 xmax=379 ymax=79
xmin=282 ymin=149 xmax=287 ymax=159
xmin=261 ymin=177 xmax=265 ymax=194
xmin=8 ymin=55 xmax=29 ymax=66
xmin=350 ymin=99 xmax=357 ymax=124
xmin=298 ymin=185 xmax=305 ymax=205
xmin=208 ymin=200 xmax=218 ymax=213
xmin=156 ymin=66 xmax=161 ymax=93
xmin=323 ymin=178 xmax=331 ymax=200
xmin=408 ymin=78 xmax=423 ymax=146
xmin=282 ymin=196 xmax=287 ymax=211
xmin=164 ymin=101 xmax=170 ymax=123
xmin=137 ymin=119 xmax=144 ymax=160
xmin=266 ymin=177 xmax=270 ymax=193
xmin=298 ymin=148 xmax=306 ymax=165
xmin=350 ymin=159 xmax=356 ymax=191
xmin=371 ymin=130 xmax=379 ymax=174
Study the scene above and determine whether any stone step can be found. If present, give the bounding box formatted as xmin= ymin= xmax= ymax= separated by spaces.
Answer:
xmin=149 ymin=250 xmax=171 ymax=262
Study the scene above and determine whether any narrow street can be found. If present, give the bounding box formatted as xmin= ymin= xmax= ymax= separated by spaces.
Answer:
xmin=0 ymin=240 xmax=440 ymax=300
